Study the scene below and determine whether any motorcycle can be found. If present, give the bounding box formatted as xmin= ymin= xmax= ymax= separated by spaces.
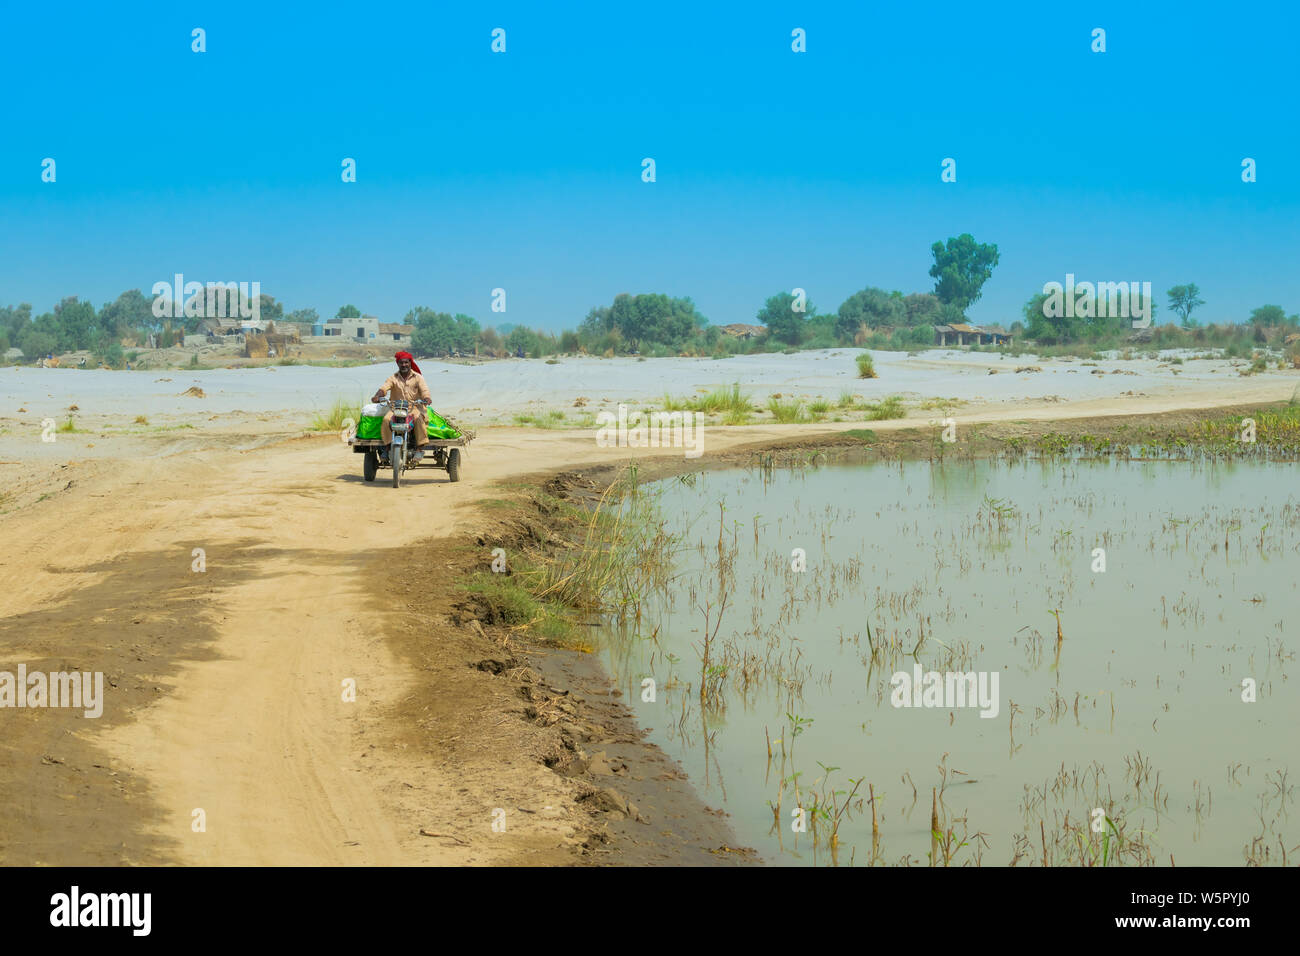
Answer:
xmin=373 ymin=396 xmax=430 ymax=488
xmin=350 ymin=396 xmax=470 ymax=487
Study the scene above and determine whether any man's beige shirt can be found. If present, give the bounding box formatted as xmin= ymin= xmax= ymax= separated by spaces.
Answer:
xmin=381 ymin=371 xmax=431 ymax=407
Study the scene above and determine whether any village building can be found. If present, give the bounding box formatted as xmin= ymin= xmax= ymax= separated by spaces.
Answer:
xmin=321 ymin=315 xmax=382 ymax=341
xmin=933 ymin=323 xmax=1014 ymax=347
xmin=718 ymin=323 xmax=766 ymax=340
xmin=377 ymin=322 xmax=414 ymax=345
xmin=199 ymin=317 xmax=244 ymax=337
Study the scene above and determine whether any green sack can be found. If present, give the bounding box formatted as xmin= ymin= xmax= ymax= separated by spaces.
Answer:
xmin=356 ymin=415 xmax=383 ymax=440
xmin=426 ymin=409 xmax=461 ymax=440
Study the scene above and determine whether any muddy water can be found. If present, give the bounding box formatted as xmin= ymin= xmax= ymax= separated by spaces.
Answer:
xmin=596 ymin=459 xmax=1298 ymax=865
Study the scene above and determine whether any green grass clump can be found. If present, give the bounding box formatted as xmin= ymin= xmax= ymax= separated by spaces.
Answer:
xmin=513 ymin=409 xmax=572 ymax=428
xmin=664 ymin=382 xmax=751 ymax=415
xmin=838 ymin=389 xmax=859 ymax=408
xmin=845 ymin=428 xmax=876 ymax=442
xmin=767 ymin=396 xmax=809 ymax=423
xmin=863 ymin=395 xmax=906 ymax=420
xmin=310 ymin=398 xmax=362 ymax=431
xmin=464 ymin=572 xmax=549 ymax=627
xmin=57 ymin=416 xmax=80 ymax=433
xmin=856 ymin=353 xmax=878 ymax=378
xmin=696 ymin=383 xmax=752 ymax=414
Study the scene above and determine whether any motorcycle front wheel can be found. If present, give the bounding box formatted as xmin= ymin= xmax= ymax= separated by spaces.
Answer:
xmin=392 ymin=442 xmax=401 ymax=488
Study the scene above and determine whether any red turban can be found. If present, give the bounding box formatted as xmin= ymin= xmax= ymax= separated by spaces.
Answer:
xmin=395 ymin=351 xmax=421 ymax=374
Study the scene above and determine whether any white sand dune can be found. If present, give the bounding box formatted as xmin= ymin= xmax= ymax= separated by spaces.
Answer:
xmin=3 ymin=349 xmax=1294 ymax=422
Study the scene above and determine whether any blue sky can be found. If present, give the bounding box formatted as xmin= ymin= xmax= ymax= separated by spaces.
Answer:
xmin=2 ymin=1 xmax=1296 ymax=330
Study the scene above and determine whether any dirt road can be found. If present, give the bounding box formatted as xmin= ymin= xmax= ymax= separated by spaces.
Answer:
xmin=0 ymin=379 xmax=1295 ymax=865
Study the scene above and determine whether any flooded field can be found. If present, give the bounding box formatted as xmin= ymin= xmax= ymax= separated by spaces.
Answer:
xmin=596 ymin=458 xmax=1298 ymax=865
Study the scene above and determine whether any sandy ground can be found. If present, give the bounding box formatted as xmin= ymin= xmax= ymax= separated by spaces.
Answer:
xmin=4 ymin=348 xmax=1295 ymax=431
xmin=0 ymin=354 xmax=1296 ymax=866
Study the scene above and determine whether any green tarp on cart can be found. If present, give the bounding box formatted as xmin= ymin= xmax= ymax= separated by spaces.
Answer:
xmin=356 ymin=411 xmax=461 ymax=441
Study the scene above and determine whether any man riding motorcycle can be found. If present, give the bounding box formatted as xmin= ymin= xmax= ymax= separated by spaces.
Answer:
xmin=372 ymin=351 xmax=432 ymax=458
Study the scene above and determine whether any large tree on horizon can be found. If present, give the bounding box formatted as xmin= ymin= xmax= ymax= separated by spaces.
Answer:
xmin=1166 ymin=284 xmax=1205 ymax=327
xmin=929 ymin=234 xmax=1000 ymax=312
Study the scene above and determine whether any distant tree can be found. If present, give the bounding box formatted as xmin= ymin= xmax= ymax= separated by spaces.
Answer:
xmin=94 ymin=338 xmax=125 ymax=368
xmin=336 ymin=304 xmax=362 ymax=319
xmin=18 ymin=312 xmax=59 ymax=357
xmin=757 ymin=292 xmax=811 ymax=345
xmin=1166 ymin=284 xmax=1204 ymax=328
xmin=257 ymin=294 xmax=284 ymax=323
xmin=451 ymin=314 xmax=480 ymax=352
xmin=0 ymin=303 xmax=34 ymax=341
xmin=560 ymin=330 xmax=580 ymax=353
xmin=1023 ymin=291 xmax=1080 ymax=344
xmin=836 ymin=287 xmax=904 ymax=340
xmin=98 ymin=290 xmax=153 ymax=338
xmin=505 ymin=326 xmax=541 ymax=357
xmin=902 ymin=293 xmax=943 ymax=327
xmin=286 ymin=307 xmax=320 ymax=327
xmin=406 ymin=307 xmax=456 ymax=355
xmin=576 ymin=293 xmax=705 ymax=351
xmin=937 ymin=302 xmax=967 ymax=327
xmin=54 ymin=297 xmax=97 ymax=351
xmin=578 ymin=305 xmax=612 ymax=343
xmin=1249 ymin=304 xmax=1286 ymax=327
xmin=19 ymin=330 xmax=57 ymax=357
xmin=929 ymin=234 xmax=1000 ymax=310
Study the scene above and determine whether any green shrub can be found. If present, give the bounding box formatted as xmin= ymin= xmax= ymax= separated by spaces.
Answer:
xmin=863 ymin=395 xmax=905 ymax=420
xmin=767 ymin=396 xmax=809 ymax=423
xmin=663 ymin=383 xmax=750 ymax=414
